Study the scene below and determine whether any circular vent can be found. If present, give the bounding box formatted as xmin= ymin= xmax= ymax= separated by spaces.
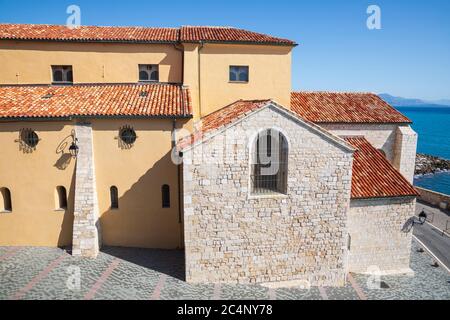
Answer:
xmin=119 ymin=127 xmax=137 ymax=145
xmin=21 ymin=129 xmax=39 ymax=148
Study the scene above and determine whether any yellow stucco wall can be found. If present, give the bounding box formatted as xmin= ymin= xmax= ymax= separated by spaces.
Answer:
xmin=0 ymin=39 xmax=293 ymax=249
xmin=0 ymin=121 xmax=75 ymax=246
xmin=183 ymin=43 xmax=293 ymax=118
xmin=92 ymin=119 xmax=185 ymax=249
xmin=0 ymin=118 xmax=190 ymax=248
xmin=0 ymin=40 xmax=182 ymax=84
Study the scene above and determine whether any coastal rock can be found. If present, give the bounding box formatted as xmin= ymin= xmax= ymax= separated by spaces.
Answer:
xmin=415 ymin=153 xmax=450 ymax=175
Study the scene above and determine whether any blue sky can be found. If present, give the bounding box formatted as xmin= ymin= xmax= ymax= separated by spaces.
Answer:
xmin=1 ymin=0 xmax=449 ymax=100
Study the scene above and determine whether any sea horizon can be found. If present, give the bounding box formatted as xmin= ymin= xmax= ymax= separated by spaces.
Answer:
xmin=396 ymin=105 xmax=450 ymax=195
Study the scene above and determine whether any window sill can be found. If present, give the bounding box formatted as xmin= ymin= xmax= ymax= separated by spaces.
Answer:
xmin=248 ymin=193 xmax=288 ymax=200
xmin=52 ymin=82 xmax=73 ymax=86
xmin=0 ymin=210 xmax=12 ymax=214
xmin=229 ymin=81 xmax=249 ymax=84
xmin=54 ymin=209 xmax=67 ymax=212
xmin=138 ymin=80 xmax=159 ymax=83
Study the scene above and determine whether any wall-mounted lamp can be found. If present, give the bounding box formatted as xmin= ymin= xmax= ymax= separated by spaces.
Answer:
xmin=414 ymin=210 xmax=427 ymax=225
xmin=69 ymin=132 xmax=79 ymax=158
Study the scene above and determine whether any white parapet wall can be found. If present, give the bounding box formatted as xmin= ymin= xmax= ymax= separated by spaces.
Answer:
xmin=72 ymin=122 xmax=101 ymax=258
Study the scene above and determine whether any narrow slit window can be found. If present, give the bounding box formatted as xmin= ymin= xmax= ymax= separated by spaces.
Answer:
xmin=0 ymin=187 xmax=12 ymax=212
xmin=162 ymin=185 xmax=170 ymax=208
xmin=56 ymin=186 xmax=67 ymax=210
xmin=110 ymin=186 xmax=119 ymax=209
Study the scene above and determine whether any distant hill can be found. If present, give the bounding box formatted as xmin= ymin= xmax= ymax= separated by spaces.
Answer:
xmin=379 ymin=93 xmax=450 ymax=107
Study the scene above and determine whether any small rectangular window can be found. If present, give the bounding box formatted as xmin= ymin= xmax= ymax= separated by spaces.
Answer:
xmin=229 ymin=66 xmax=249 ymax=82
xmin=139 ymin=64 xmax=159 ymax=82
xmin=52 ymin=66 xmax=73 ymax=83
xmin=162 ymin=185 xmax=170 ymax=208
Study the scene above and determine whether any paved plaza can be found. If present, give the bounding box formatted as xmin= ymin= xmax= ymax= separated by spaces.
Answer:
xmin=0 ymin=240 xmax=449 ymax=300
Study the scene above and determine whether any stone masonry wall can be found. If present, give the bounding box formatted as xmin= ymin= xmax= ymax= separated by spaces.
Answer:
xmin=347 ymin=197 xmax=416 ymax=274
xmin=72 ymin=123 xmax=101 ymax=258
xmin=320 ymin=123 xmax=399 ymax=163
xmin=183 ymin=106 xmax=353 ymax=286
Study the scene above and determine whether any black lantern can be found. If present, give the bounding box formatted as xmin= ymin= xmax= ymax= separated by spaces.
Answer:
xmin=417 ymin=210 xmax=427 ymax=225
xmin=69 ymin=138 xmax=79 ymax=158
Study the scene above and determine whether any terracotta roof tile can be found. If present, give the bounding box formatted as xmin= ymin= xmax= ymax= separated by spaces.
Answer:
xmin=291 ymin=92 xmax=411 ymax=124
xmin=0 ymin=23 xmax=296 ymax=45
xmin=0 ymin=24 xmax=179 ymax=43
xmin=0 ymin=83 xmax=192 ymax=119
xmin=344 ymin=136 xmax=418 ymax=199
xmin=177 ymin=99 xmax=271 ymax=149
xmin=180 ymin=26 xmax=296 ymax=45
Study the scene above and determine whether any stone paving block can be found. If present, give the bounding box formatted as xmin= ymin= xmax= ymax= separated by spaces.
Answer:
xmin=0 ymin=240 xmax=449 ymax=300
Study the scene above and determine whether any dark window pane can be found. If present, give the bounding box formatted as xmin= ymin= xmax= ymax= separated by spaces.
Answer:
xmin=1 ymin=188 xmax=12 ymax=212
xmin=57 ymin=186 xmax=67 ymax=209
xmin=66 ymin=70 xmax=73 ymax=82
xmin=139 ymin=71 xmax=149 ymax=81
xmin=238 ymin=67 xmax=249 ymax=82
xmin=252 ymin=130 xmax=288 ymax=195
xmin=150 ymin=71 xmax=159 ymax=81
xmin=53 ymin=70 xmax=63 ymax=82
xmin=162 ymin=185 xmax=170 ymax=208
xmin=110 ymin=186 xmax=119 ymax=209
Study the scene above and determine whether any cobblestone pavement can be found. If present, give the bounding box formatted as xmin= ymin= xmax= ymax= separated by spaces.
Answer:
xmin=0 ymin=240 xmax=449 ymax=300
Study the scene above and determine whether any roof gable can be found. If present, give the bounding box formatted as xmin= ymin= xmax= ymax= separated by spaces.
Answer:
xmin=178 ymin=100 xmax=354 ymax=152
xmin=291 ymin=92 xmax=412 ymax=124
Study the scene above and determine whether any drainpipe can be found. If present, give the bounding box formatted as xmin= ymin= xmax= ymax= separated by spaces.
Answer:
xmin=197 ymin=41 xmax=205 ymax=118
xmin=173 ymin=43 xmax=184 ymax=84
xmin=172 ymin=119 xmax=184 ymax=249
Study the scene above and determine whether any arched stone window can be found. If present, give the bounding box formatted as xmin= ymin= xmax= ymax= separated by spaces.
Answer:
xmin=251 ymin=129 xmax=288 ymax=195
xmin=162 ymin=185 xmax=170 ymax=208
xmin=0 ymin=187 xmax=12 ymax=212
xmin=55 ymin=186 xmax=68 ymax=210
xmin=110 ymin=186 xmax=119 ymax=209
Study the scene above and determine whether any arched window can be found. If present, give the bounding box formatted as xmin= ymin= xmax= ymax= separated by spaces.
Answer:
xmin=0 ymin=187 xmax=12 ymax=212
xmin=162 ymin=185 xmax=170 ymax=208
xmin=110 ymin=186 xmax=119 ymax=209
xmin=55 ymin=186 xmax=67 ymax=210
xmin=139 ymin=71 xmax=149 ymax=81
xmin=251 ymin=129 xmax=288 ymax=195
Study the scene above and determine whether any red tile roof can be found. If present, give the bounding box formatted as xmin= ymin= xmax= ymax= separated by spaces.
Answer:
xmin=291 ymin=92 xmax=412 ymax=124
xmin=180 ymin=26 xmax=296 ymax=45
xmin=0 ymin=83 xmax=192 ymax=119
xmin=0 ymin=24 xmax=296 ymax=45
xmin=344 ymin=136 xmax=418 ymax=199
xmin=0 ymin=24 xmax=179 ymax=43
xmin=177 ymin=99 xmax=271 ymax=149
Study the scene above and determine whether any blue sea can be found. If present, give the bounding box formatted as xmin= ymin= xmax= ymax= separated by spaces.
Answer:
xmin=396 ymin=106 xmax=450 ymax=195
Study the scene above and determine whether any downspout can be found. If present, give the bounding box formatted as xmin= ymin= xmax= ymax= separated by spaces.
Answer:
xmin=197 ymin=41 xmax=205 ymax=118
xmin=172 ymin=118 xmax=184 ymax=249
xmin=173 ymin=43 xmax=184 ymax=84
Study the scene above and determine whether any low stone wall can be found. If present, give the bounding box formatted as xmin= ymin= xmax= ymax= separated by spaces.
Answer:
xmin=347 ymin=197 xmax=416 ymax=274
xmin=416 ymin=187 xmax=450 ymax=210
